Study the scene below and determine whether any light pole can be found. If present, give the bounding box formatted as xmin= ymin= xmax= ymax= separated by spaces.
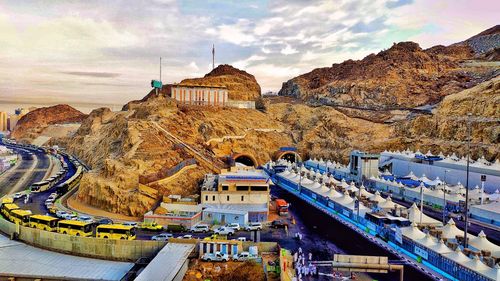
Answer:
xmin=419 ymin=182 xmax=424 ymax=225
xmin=443 ymin=169 xmax=449 ymax=224
xmin=463 ymin=113 xmax=471 ymax=249
xmin=297 ymin=162 xmax=302 ymax=193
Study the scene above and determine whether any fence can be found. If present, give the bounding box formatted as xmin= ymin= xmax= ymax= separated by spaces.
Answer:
xmin=0 ymin=217 xmax=166 ymax=261
xmin=139 ymin=158 xmax=197 ymax=185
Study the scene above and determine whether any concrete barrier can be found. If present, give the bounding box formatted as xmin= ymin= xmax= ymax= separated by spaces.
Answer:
xmin=242 ymin=241 xmax=278 ymax=253
xmin=0 ymin=217 xmax=166 ymax=262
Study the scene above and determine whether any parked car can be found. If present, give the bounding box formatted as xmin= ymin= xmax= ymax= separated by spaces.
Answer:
xmin=45 ymin=202 xmax=54 ymax=209
xmin=190 ymin=224 xmax=210 ymax=233
xmin=140 ymin=222 xmax=163 ymax=231
xmin=122 ymin=222 xmax=138 ymax=227
xmin=13 ymin=192 xmax=24 ymax=200
xmin=166 ymin=224 xmax=186 ymax=233
xmin=244 ymin=222 xmax=262 ymax=231
xmin=97 ymin=218 xmax=113 ymax=225
xmin=63 ymin=213 xmax=78 ymax=220
xmin=201 ymin=252 xmax=229 ymax=262
xmin=225 ymin=223 xmax=240 ymax=231
xmin=48 ymin=193 xmax=58 ymax=200
xmin=177 ymin=234 xmax=193 ymax=239
xmin=232 ymin=251 xmax=255 ymax=261
xmin=56 ymin=210 xmax=68 ymax=218
xmin=214 ymin=226 xmax=235 ymax=236
xmin=77 ymin=215 xmax=94 ymax=223
xmin=151 ymin=233 xmax=173 ymax=241
xmin=45 ymin=198 xmax=55 ymax=204
xmin=236 ymin=237 xmax=246 ymax=242
xmin=271 ymin=220 xmax=288 ymax=229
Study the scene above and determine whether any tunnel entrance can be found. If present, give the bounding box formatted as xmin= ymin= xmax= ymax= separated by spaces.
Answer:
xmin=233 ymin=154 xmax=258 ymax=167
xmin=277 ymin=151 xmax=301 ymax=163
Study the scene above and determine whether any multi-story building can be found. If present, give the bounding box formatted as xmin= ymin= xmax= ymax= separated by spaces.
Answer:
xmin=0 ymin=112 xmax=8 ymax=131
xmin=201 ymin=167 xmax=270 ymax=222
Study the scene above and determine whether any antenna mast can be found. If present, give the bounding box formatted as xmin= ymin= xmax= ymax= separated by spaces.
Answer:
xmin=212 ymin=44 xmax=215 ymax=70
xmin=160 ymin=57 xmax=162 ymax=81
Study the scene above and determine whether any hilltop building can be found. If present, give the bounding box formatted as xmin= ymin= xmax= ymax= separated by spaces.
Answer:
xmin=201 ymin=166 xmax=270 ymax=223
xmin=170 ymin=84 xmax=228 ymax=106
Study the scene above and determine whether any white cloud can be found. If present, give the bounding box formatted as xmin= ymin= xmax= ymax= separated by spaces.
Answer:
xmin=280 ymin=45 xmax=298 ymax=55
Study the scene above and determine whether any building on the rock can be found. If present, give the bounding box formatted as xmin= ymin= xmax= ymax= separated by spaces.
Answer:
xmin=201 ymin=167 xmax=270 ymax=223
xmin=170 ymin=84 xmax=228 ymax=106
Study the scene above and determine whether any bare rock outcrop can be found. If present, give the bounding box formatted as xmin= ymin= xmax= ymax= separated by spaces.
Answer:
xmin=11 ymin=104 xmax=87 ymax=141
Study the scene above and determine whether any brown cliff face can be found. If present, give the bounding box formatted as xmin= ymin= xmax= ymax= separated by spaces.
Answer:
xmin=11 ymin=104 xmax=87 ymax=141
xmin=180 ymin=64 xmax=261 ymax=101
xmin=279 ymin=26 xmax=499 ymax=110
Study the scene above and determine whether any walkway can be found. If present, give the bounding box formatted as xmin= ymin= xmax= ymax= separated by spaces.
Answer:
xmin=0 ymin=235 xmax=133 ymax=281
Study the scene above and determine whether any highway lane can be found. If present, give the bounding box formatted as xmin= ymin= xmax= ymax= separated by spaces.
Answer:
xmin=0 ymin=150 xmax=35 ymax=197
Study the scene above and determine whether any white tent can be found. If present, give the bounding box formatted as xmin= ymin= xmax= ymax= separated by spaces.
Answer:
xmin=333 ymin=190 xmax=354 ymax=206
xmin=430 ymin=239 xmax=453 ymax=254
xmin=469 ymin=231 xmax=500 ymax=257
xmin=329 ymin=175 xmax=340 ymax=186
xmin=345 ymin=200 xmax=369 ymax=216
xmin=317 ymin=184 xmax=330 ymax=195
xmin=440 ymin=219 xmax=464 ymax=240
xmin=407 ymin=203 xmax=443 ymax=226
xmin=419 ymin=174 xmax=432 ymax=184
xmin=404 ymin=171 xmax=419 ymax=180
xmin=443 ymin=248 xmax=471 ymax=267
xmin=416 ymin=233 xmax=438 ymax=248
xmin=463 ymin=255 xmax=493 ymax=274
xmin=378 ymin=196 xmax=403 ymax=210
xmin=369 ymin=191 xmax=386 ymax=203
xmin=427 ymin=177 xmax=443 ymax=186
xmin=425 ymin=150 xmax=434 ymax=157
xmin=345 ymin=182 xmax=359 ymax=192
xmin=325 ymin=188 xmax=343 ymax=199
xmin=338 ymin=179 xmax=349 ymax=189
xmin=400 ymin=222 xmax=426 ymax=240
xmin=489 ymin=189 xmax=500 ymax=201
xmin=359 ymin=186 xmax=373 ymax=198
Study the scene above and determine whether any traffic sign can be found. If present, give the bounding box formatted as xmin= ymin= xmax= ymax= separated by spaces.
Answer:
xmin=481 ymin=175 xmax=486 ymax=182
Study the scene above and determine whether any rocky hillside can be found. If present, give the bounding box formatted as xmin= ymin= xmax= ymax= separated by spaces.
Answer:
xmin=180 ymin=64 xmax=261 ymax=101
xmin=278 ymin=27 xmax=499 ymax=110
xmin=11 ymin=104 xmax=87 ymax=141
xmin=456 ymin=24 xmax=500 ymax=56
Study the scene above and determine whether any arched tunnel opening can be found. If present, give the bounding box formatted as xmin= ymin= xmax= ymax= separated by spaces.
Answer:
xmin=278 ymin=152 xmax=300 ymax=163
xmin=233 ymin=154 xmax=258 ymax=167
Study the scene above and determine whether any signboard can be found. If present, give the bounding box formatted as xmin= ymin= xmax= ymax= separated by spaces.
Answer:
xmin=151 ymin=80 xmax=162 ymax=89
xmin=280 ymin=147 xmax=297 ymax=151
xmin=414 ymin=246 xmax=428 ymax=260
xmin=394 ymin=227 xmax=403 ymax=244
xmin=342 ymin=209 xmax=350 ymax=217
xmin=481 ymin=175 xmax=486 ymax=182
xmin=311 ymin=193 xmax=317 ymax=200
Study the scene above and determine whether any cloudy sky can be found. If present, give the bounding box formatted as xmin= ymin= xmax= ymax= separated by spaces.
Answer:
xmin=0 ymin=0 xmax=498 ymax=108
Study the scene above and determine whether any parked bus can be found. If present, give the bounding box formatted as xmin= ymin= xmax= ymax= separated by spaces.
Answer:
xmin=57 ymin=220 xmax=93 ymax=237
xmin=29 ymin=215 xmax=59 ymax=231
xmin=96 ymin=224 xmax=136 ymax=240
xmin=1 ymin=203 xmax=19 ymax=219
xmin=30 ymin=181 xmax=50 ymax=192
xmin=9 ymin=209 xmax=32 ymax=226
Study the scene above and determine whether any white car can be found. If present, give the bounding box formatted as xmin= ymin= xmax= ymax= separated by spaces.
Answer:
xmin=122 ymin=222 xmax=138 ymax=227
xmin=77 ymin=215 xmax=93 ymax=223
xmin=152 ymin=233 xmax=173 ymax=241
xmin=63 ymin=213 xmax=78 ymax=220
xmin=225 ymin=223 xmax=240 ymax=231
xmin=190 ymin=224 xmax=210 ymax=233
xmin=56 ymin=210 xmax=68 ymax=218
xmin=232 ymin=251 xmax=255 ymax=261
xmin=245 ymin=222 xmax=262 ymax=231
xmin=201 ymin=252 xmax=229 ymax=262
xmin=13 ymin=192 xmax=24 ymax=199
xmin=214 ymin=226 xmax=235 ymax=236
xmin=45 ymin=202 xmax=54 ymax=209
xmin=177 ymin=234 xmax=193 ymax=239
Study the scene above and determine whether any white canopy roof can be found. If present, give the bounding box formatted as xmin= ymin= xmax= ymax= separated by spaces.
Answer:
xmin=440 ymin=218 xmax=464 ymax=240
xmin=404 ymin=171 xmax=419 ymax=180
xmin=369 ymin=191 xmax=386 ymax=203
xmin=415 ymin=233 xmax=438 ymax=248
xmin=463 ymin=255 xmax=493 ymax=273
xmin=427 ymin=177 xmax=443 ymax=186
xmin=430 ymin=239 xmax=453 ymax=254
xmin=333 ymin=190 xmax=354 ymax=206
xmin=329 ymin=175 xmax=340 ymax=185
xmin=419 ymin=174 xmax=432 ymax=184
xmin=378 ymin=196 xmax=403 ymax=209
xmin=443 ymin=248 xmax=471 ymax=267
xmin=346 ymin=182 xmax=359 ymax=192
xmin=325 ymin=188 xmax=343 ymax=199
xmin=469 ymin=231 xmax=500 ymax=257
xmin=400 ymin=222 xmax=426 ymax=240
xmin=338 ymin=179 xmax=349 ymax=188
xmin=359 ymin=187 xmax=373 ymax=198
xmin=317 ymin=184 xmax=330 ymax=195
xmin=407 ymin=203 xmax=443 ymax=226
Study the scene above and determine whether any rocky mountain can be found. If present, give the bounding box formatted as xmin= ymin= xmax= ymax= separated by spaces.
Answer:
xmin=278 ymin=27 xmax=499 ymax=111
xmin=456 ymin=24 xmax=500 ymax=57
xmin=11 ymin=104 xmax=87 ymax=141
xmin=180 ymin=64 xmax=261 ymax=101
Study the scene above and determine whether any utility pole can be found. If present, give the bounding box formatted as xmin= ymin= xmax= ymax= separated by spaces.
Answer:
xmin=419 ymin=182 xmax=424 ymax=225
xmin=212 ymin=44 xmax=215 ymax=70
xmin=443 ymin=169 xmax=449 ymax=225
xmin=463 ymin=113 xmax=471 ymax=249
xmin=160 ymin=56 xmax=162 ymax=82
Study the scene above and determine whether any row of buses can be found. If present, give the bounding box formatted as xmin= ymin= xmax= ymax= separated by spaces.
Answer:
xmin=1 ymin=202 xmax=136 ymax=240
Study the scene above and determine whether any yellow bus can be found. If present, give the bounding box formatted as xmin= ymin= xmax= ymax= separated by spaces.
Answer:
xmin=1 ymin=203 xmax=19 ymax=219
xmin=9 ymin=209 xmax=32 ymax=226
xmin=57 ymin=220 xmax=93 ymax=237
xmin=29 ymin=215 xmax=59 ymax=231
xmin=96 ymin=224 xmax=136 ymax=240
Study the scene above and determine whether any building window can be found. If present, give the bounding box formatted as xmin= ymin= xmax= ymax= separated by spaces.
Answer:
xmin=241 ymin=195 xmax=244 ymax=202
xmin=227 ymin=195 xmax=230 ymax=201
xmin=222 ymin=185 xmax=229 ymax=191
xmin=205 ymin=195 xmax=208 ymax=201
xmin=212 ymin=195 xmax=216 ymax=201
xmin=236 ymin=186 xmax=249 ymax=191
xmin=250 ymin=186 xmax=268 ymax=191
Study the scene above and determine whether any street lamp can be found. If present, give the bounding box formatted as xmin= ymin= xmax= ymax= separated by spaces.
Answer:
xmin=463 ymin=113 xmax=472 ymax=249
xmin=443 ymin=169 xmax=450 ymax=225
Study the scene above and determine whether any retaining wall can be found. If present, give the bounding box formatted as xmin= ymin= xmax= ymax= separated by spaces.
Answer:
xmin=0 ymin=217 xmax=166 ymax=262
